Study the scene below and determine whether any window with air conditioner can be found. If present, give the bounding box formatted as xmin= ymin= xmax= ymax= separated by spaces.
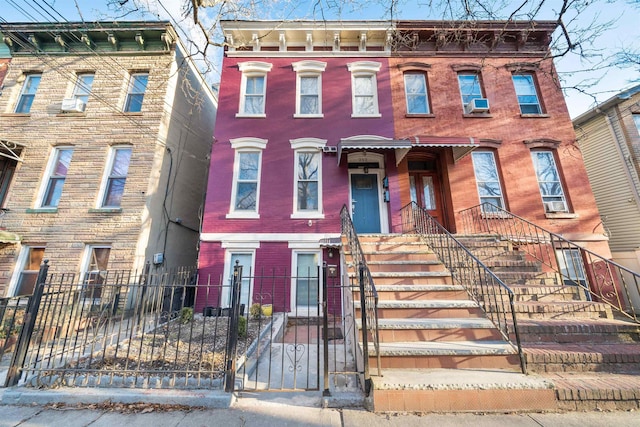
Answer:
xmin=531 ymin=151 xmax=568 ymax=213
xmin=458 ymin=73 xmax=488 ymax=114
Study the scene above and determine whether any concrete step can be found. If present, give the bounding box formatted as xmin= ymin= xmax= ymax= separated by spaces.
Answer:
xmin=355 ymin=299 xmax=484 ymax=319
xmin=524 ymin=343 xmax=640 ymax=373
xmin=368 ymin=341 xmax=521 ymax=370
xmin=371 ymin=368 xmax=556 ymax=412
xmin=358 ymin=234 xmax=424 ymax=244
xmin=366 ymin=260 xmax=446 ymax=273
xmin=357 ymin=317 xmax=505 ymax=342
xmin=362 ymin=271 xmax=453 ymax=286
xmin=366 ymin=284 xmax=468 ymax=301
xmin=362 ymin=251 xmax=439 ymax=262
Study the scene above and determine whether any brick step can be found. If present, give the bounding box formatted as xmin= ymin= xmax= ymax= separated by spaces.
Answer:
xmin=485 ymin=259 xmax=542 ymax=272
xmin=356 ymin=242 xmax=433 ymax=253
xmin=515 ymin=318 xmax=640 ymax=344
xmin=524 ymin=343 xmax=640 ymax=373
xmin=355 ymin=299 xmax=483 ymax=319
xmin=511 ymin=301 xmax=613 ymax=319
xmin=358 ymin=284 xmax=468 ymax=301
xmin=492 ymin=271 xmax=559 ymax=285
xmin=357 ymin=317 xmax=505 ymax=342
xmin=366 ymin=260 xmax=446 ymax=273
xmin=509 ymin=284 xmax=583 ymax=302
xmin=543 ymin=372 xmax=640 ymax=411
xmin=371 ymin=368 xmax=556 ymax=412
xmin=357 ymin=234 xmax=423 ymax=244
xmin=361 ymin=271 xmax=453 ymax=286
xmin=368 ymin=341 xmax=521 ymax=370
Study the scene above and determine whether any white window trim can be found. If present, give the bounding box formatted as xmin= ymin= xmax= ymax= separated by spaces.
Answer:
xmin=290 ymin=249 xmax=322 ymax=316
xmin=404 ymin=72 xmax=430 ymax=115
xmin=221 ymin=249 xmax=256 ymax=309
xmin=236 ymin=61 xmax=273 ymax=118
xmin=471 ymin=151 xmax=506 ymax=211
xmin=14 ymin=74 xmax=41 ymax=114
xmin=72 ymin=73 xmax=94 ymax=104
xmin=458 ymin=72 xmax=484 ymax=111
xmin=227 ymin=137 xmax=268 ymax=219
xmin=96 ymin=145 xmax=131 ymax=209
xmin=35 ymin=146 xmax=73 ymax=209
xmin=290 ymin=138 xmax=326 ymax=219
xmin=347 ymin=61 xmax=382 ymax=118
xmin=7 ymin=245 xmax=45 ymax=296
xmin=292 ymin=60 xmax=327 ymax=118
xmin=531 ymin=150 xmax=568 ymax=213
xmin=512 ymin=74 xmax=542 ymax=114
xmin=123 ymin=72 xmax=148 ymax=113
xmin=80 ymin=244 xmax=111 ymax=284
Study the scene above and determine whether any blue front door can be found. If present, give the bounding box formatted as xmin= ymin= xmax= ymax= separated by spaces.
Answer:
xmin=351 ymin=173 xmax=381 ymax=233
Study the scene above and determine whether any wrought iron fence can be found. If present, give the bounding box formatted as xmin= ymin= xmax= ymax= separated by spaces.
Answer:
xmin=0 ymin=295 xmax=29 ymax=365
xmin=401 ymin=202 xmax=526 ymax=373
xmin=340 ymin=205 xmax=380 ymax=394
xmin=459 ymin=202 xmax=640 ymax=323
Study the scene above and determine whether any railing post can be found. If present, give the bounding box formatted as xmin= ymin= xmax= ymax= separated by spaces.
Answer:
xmin=322 ymin=262 xmax=330 ymax=396
xmin=225 ymin=260 xmax=242 ymax=393
xmin=358 ymin=263 xmax=372 ymax=395
xmin=5 ymin=260 xmax=49 ymax=387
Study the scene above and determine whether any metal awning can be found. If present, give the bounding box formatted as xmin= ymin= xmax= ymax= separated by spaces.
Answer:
xmin=0 ymin=139 xmax=25 ymax=162
xmin=337 ymin=138 xmax=412 ymax=166
xmin=0 ymin=230 xmax=20 ymax=244
xmin=337 ymin=136 xmax=479 ymax=166
xmin=404 ymin=135 xmax=479 ymax=163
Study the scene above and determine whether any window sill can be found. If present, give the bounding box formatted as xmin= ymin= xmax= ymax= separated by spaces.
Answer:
xmin=545 ymin=212 xmax=578 ymax=219
xmin=290 ymin=213 xmax=325 ymax=219
xmin=351 ymin=114 xmax=382 ymax=119
xmin=26 ymin=208 xmax=57 ymax=214
xmin=226 ymin=212 xmax=260 ymax=219
xmin=405 ymin=113 xmax=435 ymax=118
xmin=520 ymin=113 xmax=550 ymax=118
xmin=293 ymin=114 xmax=324 ymax=119
xmin=89 ymin=208 xmax=123 ymax=213
xmin=235 ymin=113 xmax=266 ymax=119
xmin=1 ymin=113 xmax=31 ymax=118
xmin=120 ymin=112 xmax=143 ymax=116
xmin=462 ymin=113 xmax=493 ymax=118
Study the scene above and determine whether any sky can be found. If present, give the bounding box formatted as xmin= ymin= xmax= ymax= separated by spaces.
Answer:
xmin=1 ymin=0 xmax=639 ymax=118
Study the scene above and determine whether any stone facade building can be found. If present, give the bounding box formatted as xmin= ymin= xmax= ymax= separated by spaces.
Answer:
xmin=0 ymin=22 xmax=216 ymax=296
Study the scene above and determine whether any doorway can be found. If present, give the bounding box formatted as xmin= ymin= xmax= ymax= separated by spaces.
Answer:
xmin=408 ymin=155 xmax=445 ymax=226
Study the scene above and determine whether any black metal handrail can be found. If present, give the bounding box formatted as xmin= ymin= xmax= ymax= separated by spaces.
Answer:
xmin=459 ymin=202 xmax=640 ymax=323
xmin=340 ymin=205 xmax=380 ymax=393
xmin=401 ymin=202 xmax=526 ymax=374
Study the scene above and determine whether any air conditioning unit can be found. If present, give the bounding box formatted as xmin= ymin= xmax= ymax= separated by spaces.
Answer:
xmin=465 ymin=97 xmax=490 ymax=114
xmin=61 ymin=98 xmax=86 ymax=113
xmin=322 ymin=146 xmax=337 ymax=153
xmin=544 ymin=201 xmax=567 ymax=213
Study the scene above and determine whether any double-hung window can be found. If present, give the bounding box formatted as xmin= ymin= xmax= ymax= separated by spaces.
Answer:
xmin=12 ymin=246 xmax=45 ymax=296
xmin=293 ymin=251 xmax=321 ymax=315
xmin=633 ymin=114 xmax=640 ymax=134
xmin=124 ymin=72 xmax=148 ymax=112
xmin=513 ymin=74 xmax=542 ymax=114
xmin=292 ymin=60 xmax=326 ymax=117
xmin=531 ymin=150 xmax=568 ymax=213
xmin=290 ymin=138 xmax=326 ymax=218
xmin=40 ymin=147 xmax=73 ymax=208
xmin=100 ymin=146 xmax=132 ymax=208
xmin=72 ymin=73 xmax=95 ymax=106
xmin=347 ymin=61 xmax=382 ymax=118
xmin=228 ymin=138 xmax=267 ymax=218
xmin=458 ymin=73 xmax=484 ymax=112
xmin=81 ymin=245 xmax=111 ymax=300
xmin=404 ymin=73 xmax=430 ymax=114
xmin=237 ymin=62 xmax=272 ymax=117
xmin=471 ymin=151 xmax=505 ymax=212
xmin=15 ymin=73 xmax=42 ymax=113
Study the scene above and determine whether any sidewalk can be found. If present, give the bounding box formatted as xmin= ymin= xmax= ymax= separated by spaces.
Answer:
xmin=0 ymin=395 xmax=639 ymax=427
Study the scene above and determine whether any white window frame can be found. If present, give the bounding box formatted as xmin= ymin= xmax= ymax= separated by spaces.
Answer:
xmin=237 ymin=61 xmax=273 ymax=118
xmin=123 ymin=72 xmax=148 ymax=113
xmin=404 ymin=72 xmax=430 ymax=114
xmin=221 ymin=248 xmax=257 ymax=310
xmin=8 ymin=246 xmax=46 ymax=296
xmin=471 ymin=151 xmax=505 ymax=212
xmin=227 ymin=137 xmax=268 ymax=219
xmin=290 ymin=248 xmax=322 ymax=316
xmin=347 ymin=61 xmax=382 ymax=118
xmin=97 ymin=145 xmax=132 ymax=209
xmin=512 ymin=74 xmax=542 ymax=115
xmin=633 ymin=114 xmax=640 ymax=135
xmin=72 ymin=73 xmax=95 ymax=106
xmin=37 ymin=146 xmax=74 ymax=209
xmin=458 ymin=72 xmax=484 ymax=111
xmin=80 ymin=245 xmax=111 ymax=283
xmin=292 ymin=60 xmax=327 ymax=118
xmin=290 ymin=138 xmax=326 ymax=219
xmin=531 ymin=150 xmax=569 ymax=213
xmin=15 ymin=73 xmax=42 ymax=114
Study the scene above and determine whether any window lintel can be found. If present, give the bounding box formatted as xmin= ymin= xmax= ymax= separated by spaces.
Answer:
xmin=451 ymin=63 xmax=482 ymax=72
xmin=398 ymin=62 xmax=431 ymax=71
xmin=505 ymin=62 xmax=540 ymax=72
xmin=238 ymin=61 xmax=273 ymax=74
xmin=230 ymin=137 xmax=268 ymax=150
xmin=292 ymin=60 xmax=327 ymax=73
xmin=290 ymin=138 xmax=327 ymax=150
xmin=347 ymin=61 xmax=381 ymax=74
xmin=523 ymin=138 xmax=560 ymax=149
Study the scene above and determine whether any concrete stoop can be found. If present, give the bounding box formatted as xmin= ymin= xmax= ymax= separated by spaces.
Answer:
xmin=369 ymin=369 xmax=556 ymax=412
